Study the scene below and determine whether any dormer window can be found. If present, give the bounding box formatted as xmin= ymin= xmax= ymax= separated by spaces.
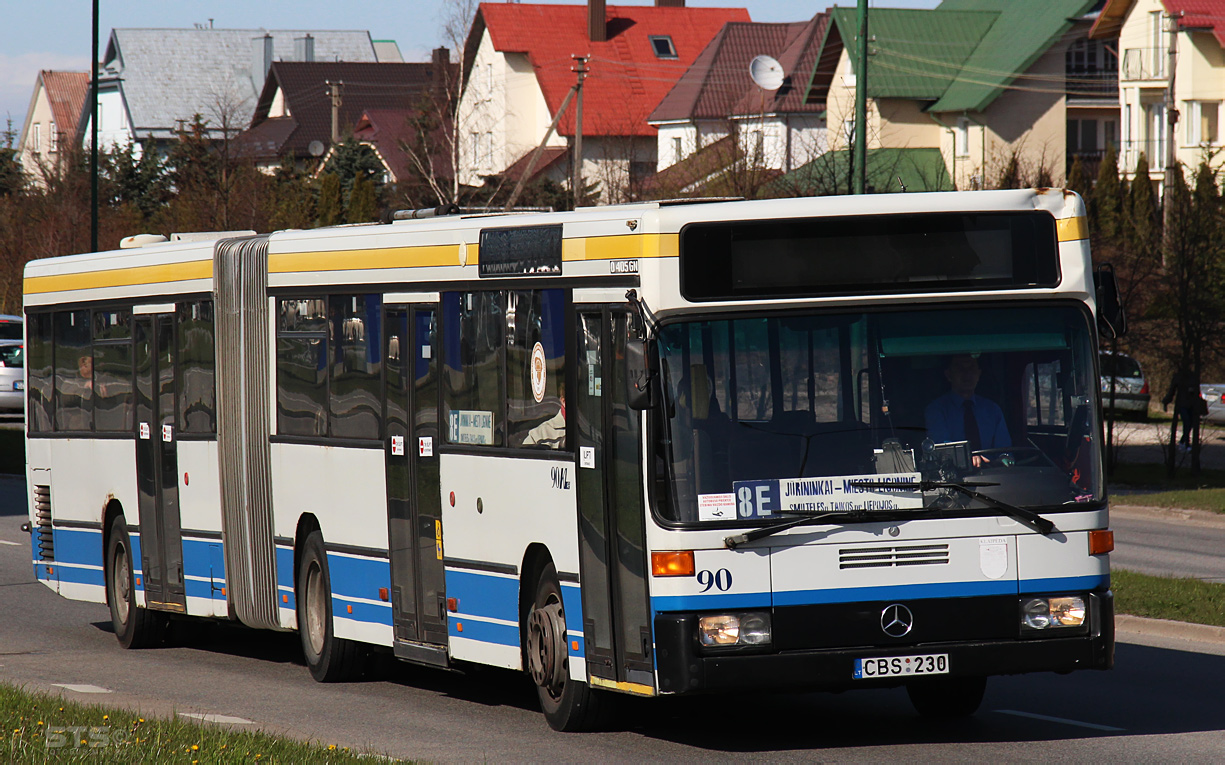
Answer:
xmin=650 ymin=36 xmax=677 ymax=59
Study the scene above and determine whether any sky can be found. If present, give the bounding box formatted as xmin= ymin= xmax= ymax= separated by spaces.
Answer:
xmin=0 ymin=0 xmax=939 ymax=141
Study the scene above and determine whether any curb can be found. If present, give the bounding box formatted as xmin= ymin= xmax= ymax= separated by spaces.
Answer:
xmin=1115 ymin=614 xmax=1225 ymax=645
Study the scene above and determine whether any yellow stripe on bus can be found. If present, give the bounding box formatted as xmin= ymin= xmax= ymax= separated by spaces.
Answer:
xmin=1056 ymin=216 xmax=1088 ymax=242
xmin=268 ymin=243 xmax=472 ymax=273
xmin=587 ymin=675 xmax=656 ymax=696
xmin=23 ymin=260 xmax=213 ymax=295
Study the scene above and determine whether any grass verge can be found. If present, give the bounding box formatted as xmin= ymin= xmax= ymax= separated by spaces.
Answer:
xmin=1112 ymin=569 xmax=1225 ymax=628
xmin=0 ymin=682 xmax=392 ymax=763
xmin=1110 ymin=487 xmax=1225 ymax=513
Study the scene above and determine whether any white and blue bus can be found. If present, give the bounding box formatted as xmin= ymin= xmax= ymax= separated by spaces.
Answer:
xmin=25 ymin=189 xmax=1118 ymax=730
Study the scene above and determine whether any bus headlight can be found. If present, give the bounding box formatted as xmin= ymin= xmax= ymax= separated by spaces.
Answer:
xmin=1021 ymin=596 xmax=1086 ymax=630
xmin=698 ymin=612 xmax=772 ymax=646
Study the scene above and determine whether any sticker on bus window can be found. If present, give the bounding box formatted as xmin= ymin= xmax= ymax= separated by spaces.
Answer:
xmin=449 ymin=410 xmax=494 ymax=445
xmin=530 ymin=342 xmax=547 ymax=403
xmin=731 ymin=473 xmax=922 ymax=517
xmin=698 ymin=493 xmax=736 ymax=522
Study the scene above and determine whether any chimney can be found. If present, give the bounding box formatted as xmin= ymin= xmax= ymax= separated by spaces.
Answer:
xmin=655 ymin=0 xmax=685 ymax=6
xmin=432 ymin=47 xmax=450 ymax=96
xmin=294 ymin=33 xmax=315 ymax=62
xmin=252 ymin=33 xmax=273 ymax=88
xmin=589 ymin=0 xmax=607 ymax=43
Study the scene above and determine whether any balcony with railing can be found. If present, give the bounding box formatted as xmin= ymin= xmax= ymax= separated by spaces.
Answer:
xmin=1119 ymin=139 xmax=1165 ymax=174
xmin=1122 ymin=48 xmax=1166 ymax=81
xmin=1066 ymin=70 xmax=1119 ymax=100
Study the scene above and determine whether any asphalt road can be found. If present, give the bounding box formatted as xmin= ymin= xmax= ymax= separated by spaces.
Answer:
xmin=2 ymin=477 xmax=1225 ymax=759
xmin=1111 ymin=507 xmax=1225 ymax=584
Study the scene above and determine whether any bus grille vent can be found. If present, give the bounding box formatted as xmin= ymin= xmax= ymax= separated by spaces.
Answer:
xmin=839 ymin=543 xmax=948 ymax=569
xmin=34 ymin=484 xmax=53 ymax=560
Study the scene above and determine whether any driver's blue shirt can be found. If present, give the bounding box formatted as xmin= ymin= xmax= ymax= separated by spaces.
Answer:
xmin=925 ymin=392 xmax=1011 ymax=449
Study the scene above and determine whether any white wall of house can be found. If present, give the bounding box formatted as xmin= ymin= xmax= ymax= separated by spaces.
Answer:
xmin=731 ymin=114 xmax=827 ymax=172
xmin=80 ymin=86 xmax=135 ymax=152
xmin=17 ymin=82 xmax=60 ymax=186
xmin=456 ymin=30 xmax=562 ymax=186
xmin=654 ymin=121 xmax=697 ymax=171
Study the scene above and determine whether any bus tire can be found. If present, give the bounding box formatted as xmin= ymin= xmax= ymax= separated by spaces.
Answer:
xmin=297 ymin=531 xmax=364 ymax=682
xmin=106 ymin=516 xmax=167 ymax=649
xmin=906 ymin=676 xmax=987 ymax=718
xmin=527 ymin=563 xmax=603 ymax=731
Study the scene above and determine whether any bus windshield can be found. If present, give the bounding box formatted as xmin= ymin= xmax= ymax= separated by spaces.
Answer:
xmin=656 ymin=304 xmax=1101 ymax=524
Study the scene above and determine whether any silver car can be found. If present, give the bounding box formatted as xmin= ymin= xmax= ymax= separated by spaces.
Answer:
xmin=0 ymin=344 xmax=23 ymax=412
xmin=1203 ymin=383 xmax=1225 ymax=425
xmin=1100 ymin=350 xmax=1150 ymax=418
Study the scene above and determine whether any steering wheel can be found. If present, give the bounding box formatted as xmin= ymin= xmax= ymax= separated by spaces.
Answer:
xmin=971 ymin=446 xmax=1052 ymax=469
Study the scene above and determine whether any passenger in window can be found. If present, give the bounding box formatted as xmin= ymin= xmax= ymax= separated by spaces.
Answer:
xmin=522 ymin=382 xmax=565 ymax=449
xmin=925 ymin=354 xmax=1010 ymax=467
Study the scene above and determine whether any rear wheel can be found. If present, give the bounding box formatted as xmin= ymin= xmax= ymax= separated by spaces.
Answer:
xmin=527 ymin=563 xmax=604 ymax=731
xmin=907 ymin=676 xmax=987 ymax=718
xmin=106 ymin=516 xmax=167 ymax=649
xmin=297 ymin=531 xmax=365 ymax=682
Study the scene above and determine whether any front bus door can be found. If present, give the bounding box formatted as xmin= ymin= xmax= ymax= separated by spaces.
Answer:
xmin=575 ymin=308 xmax=654 ymax=691
xmin=134 ymin=312 xmax=186 ymax=612
xmin=385 ymin=306 xmax=448 ymax=664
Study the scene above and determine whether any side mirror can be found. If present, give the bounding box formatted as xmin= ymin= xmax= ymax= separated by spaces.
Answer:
xmin=625 ymin=335 xmax=655 ymax=410
xmin=1094 ymin=263 xmax=1127 ymax=339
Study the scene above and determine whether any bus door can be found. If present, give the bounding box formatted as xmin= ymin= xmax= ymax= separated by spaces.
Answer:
xmin=134 ymin=312 xmax=186 ymax=612
xmin=575 ymin=309 xmax=654 ymax=690
xmin=385 ymin=306 xmax=448 ymax=662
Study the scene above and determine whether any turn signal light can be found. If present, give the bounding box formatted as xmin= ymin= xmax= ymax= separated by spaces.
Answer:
xmin=651 ymin=550 xmax=695 ymax=577
xmin=1089 ymin=529 xmax=1114 ymax=555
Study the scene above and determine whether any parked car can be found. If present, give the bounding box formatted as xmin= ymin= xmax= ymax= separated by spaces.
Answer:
xmin=0 ymin=344 xmax=23 ymax=412
xmin=1203 ymin=383 xmax=1225 ymax=425
xmin=1100 ymin=350 xmax=1150 ymax=419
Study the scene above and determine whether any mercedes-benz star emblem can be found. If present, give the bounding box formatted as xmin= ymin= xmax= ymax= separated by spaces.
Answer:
xmin=881 ymin=604 xmax=914 ymax=638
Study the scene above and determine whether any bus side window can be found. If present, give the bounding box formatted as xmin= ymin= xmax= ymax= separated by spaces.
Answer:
xmin=329 ymin=294 xmax=382 ymax=440
xmin=177 ymin=300 xmax=216 ymax=434
xmin=277 ymin=298 xmax=328 ymax=438
xmin=26 ymin=313 xmax=54 ymax=432
xmin=54 ymin=310 xmax=92 ymax=432
xmin=443 ymin=291 xmax=505 ymax=447
xmin=508 ymin=289 xmax=565 ymax=449
xmin=92 ymin=308 xmax=133 ymax=433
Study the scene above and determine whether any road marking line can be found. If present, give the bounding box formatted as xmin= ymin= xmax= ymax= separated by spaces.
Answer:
xmin=179 ymin=712 xmax=253 ymax=725
xmin=995 ymin=709 xmax=1124 ymax=731
xmin=52 ymin=684 xmax=113 ymax=694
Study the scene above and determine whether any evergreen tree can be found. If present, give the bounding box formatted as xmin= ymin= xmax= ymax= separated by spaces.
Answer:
xmin=346 ymin=174 xmax=378 ymax=223
xmin=1092 ymin=143 xmax=1123 ymax=244
xmin=1066 ymin=156 xmax=1089 ymax=205
xmin=1125 ymin=154 xmax=1159 ymax=262
xmin=270 ymin=158 xmax=316 ymax=230
xmin=317 ymin=173 xmax=343 ymax=227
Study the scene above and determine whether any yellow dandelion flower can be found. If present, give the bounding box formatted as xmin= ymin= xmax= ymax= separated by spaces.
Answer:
xmin=329 ymin=745 xmax=337 ymax=750
xmin=103 ymin=715 xmax=108 ymax=720
xmin=191 ymin=744 xmax=199 ymax=751
xmin=37 ymin=721 xmax=43 ymax=726
xmin=138 ymin=718 xmax=145 ymax=723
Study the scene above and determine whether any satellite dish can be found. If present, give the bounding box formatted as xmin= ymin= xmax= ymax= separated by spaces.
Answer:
xmin=749 ymin=55 xmax=784 ymax=91
xmin=308 ymin=140 xmax=325 ymax=157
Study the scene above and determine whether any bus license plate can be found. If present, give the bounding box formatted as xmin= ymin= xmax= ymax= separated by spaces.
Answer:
xmin=853 ymin=654 xmax=949 ymax=679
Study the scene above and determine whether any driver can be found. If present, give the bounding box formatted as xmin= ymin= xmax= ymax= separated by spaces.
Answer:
xmin=925 ymin=354 xmax=1010 ymax=466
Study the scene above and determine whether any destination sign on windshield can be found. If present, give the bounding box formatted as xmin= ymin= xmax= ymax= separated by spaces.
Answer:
xmin=727 ymin=473 xmax=923 ymax=518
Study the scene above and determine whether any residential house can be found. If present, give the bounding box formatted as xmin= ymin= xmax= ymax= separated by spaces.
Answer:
xmin=1091 ymin=0 xmax=1225 ymax=185
xmin=456 ymin=1 xmax=749 ymax=202
xmin=81 ymin=27 xmax=381 ymax=153
xmin=1066 ymin=2 xmax=1120 ymax=178
xmin=238 ymin=53 xmax=456 ymax=181
xmin=16 ymin=71 xmax=90 ymax=186
xmin=648 ymin=14 xmax=834 ymax=181
xmin=824 ymin=1 xmax=1098 ymax=191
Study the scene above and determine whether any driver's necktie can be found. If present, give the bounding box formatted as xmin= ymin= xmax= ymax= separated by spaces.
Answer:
xmin=963 ymin=399 xmax=982 ymax=451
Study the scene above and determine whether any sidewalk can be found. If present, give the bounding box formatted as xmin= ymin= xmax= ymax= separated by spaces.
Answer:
xmin=1107 ymin=419 xmax=1225 ymax=471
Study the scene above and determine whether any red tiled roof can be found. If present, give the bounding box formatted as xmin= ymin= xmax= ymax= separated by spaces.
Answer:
xmin=1166 ymin=1 xmax=1225 ymax=45
xmin=471 ymin=2 xmax=750 ymax=137
xmin=40 ymin=71 xmax=90 ymax=145
xmin=502 ymin=145 xmax=568 ymax=183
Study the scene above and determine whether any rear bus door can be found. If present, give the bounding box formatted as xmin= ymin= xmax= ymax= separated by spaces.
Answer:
xmin=575 ymin=308 xmax=654 ymax=691
xmin=385 ymin=305 xmax=448 ymax=662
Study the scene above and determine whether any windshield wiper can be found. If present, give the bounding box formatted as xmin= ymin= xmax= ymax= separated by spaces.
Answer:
xmin=724 ymin=511 xmax=861 ymax=549
xmin=849 ymin=480 xmax=1056 ymax=535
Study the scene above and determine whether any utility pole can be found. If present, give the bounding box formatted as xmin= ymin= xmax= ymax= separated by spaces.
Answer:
xmin=326 ymin=81 xmax=343 ymax=145
xmin=504 ymin=85 xmax=578 ymax=210
xmin=571 ymin=55 xmax=589 ymax=209
xmin=90 ymin=0 xmax=99 ymax=252
xmin=1162 ymin=10 xmax=1180 ymax=242
xmin=853 ymin=0 xmax=868 ymax=195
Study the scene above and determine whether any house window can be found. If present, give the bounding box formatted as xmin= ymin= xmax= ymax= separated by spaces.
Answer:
xmin=649 ymin=36 xmax=678 ymax=59
xmin=49 ymin=121 xmax=57 ymax=153
xmin=956 ymin=117 xmax=970 ymax=157
xmin=471 ymin=132 xmax=480 ymax=170
xmin=486 ymin=63 xmax=494 ymax=101
xmin=1185 ymin=101 xmax=1220 ymax=145
xmin=673 ymin=136 xmax=683 ymax=163
xmin=31 ymin=123 xmax=40 ymax=154
xmin=1104 ymin=120 xmax=1117 ymax=150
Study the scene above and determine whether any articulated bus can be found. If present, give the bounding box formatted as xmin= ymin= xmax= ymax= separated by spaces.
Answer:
xmin=25 ymin=190 xmax=1118 ymax=730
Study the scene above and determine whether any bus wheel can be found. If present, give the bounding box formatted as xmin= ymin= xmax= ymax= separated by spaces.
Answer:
xmin=906 ymin=676 xmax=987 ymax=718
xmin=106 ymin=516 xmax=166 ymax=649
xmin=297 ymin=531 xmax=364 ymax=682
xmin=527 ymin=563 xmax=603 ymax=731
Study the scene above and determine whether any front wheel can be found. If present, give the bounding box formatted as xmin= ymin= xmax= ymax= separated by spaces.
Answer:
xmin=907 ymin=676 xmax=987 ymax=718
xmin=297 ymin=531 xmax=365 ymax=682
xmin=526 ymin=563 xmax=604 ymax=731
xmin=106 ymin=516 xmax=167 ymax=649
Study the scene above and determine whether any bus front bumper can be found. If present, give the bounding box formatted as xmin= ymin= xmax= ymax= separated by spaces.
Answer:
xmin=653 ymin=591 xmax=1114 ymax=695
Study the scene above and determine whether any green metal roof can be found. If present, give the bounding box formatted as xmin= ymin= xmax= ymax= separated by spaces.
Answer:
xmin=771 ymin=147 xmax=954 ymax=196
xmin=830 ymin=8 xmax=997 ymax=100
xmin=831 ymin=1 xmax=1096 ymax=113
xmin=930 ymin=0 xmax=1096 ymax=112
